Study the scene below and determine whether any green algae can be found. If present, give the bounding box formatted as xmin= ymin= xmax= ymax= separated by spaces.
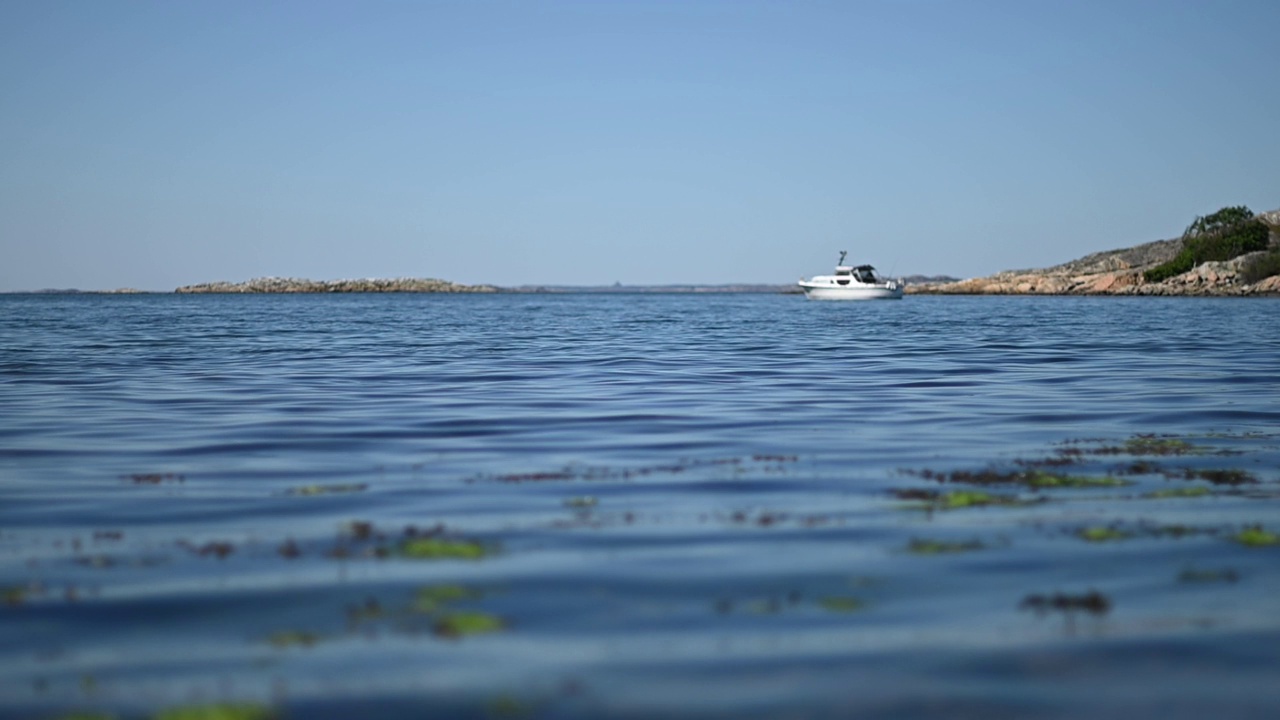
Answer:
xmin=1 ymin=585 xmax=26 ymax=605
xmin=893 ymin=488 xmax=1026 ymax=509
xmin=265 ymin=630 xmax=320 ymax=648
xmin=1023 ymin=472 xmax=1127 ymax=488
xmin=434 ymin=611 xmax=505 ymax=638
xmin=932 ymin=490 xmax=1022 ymax=509
xmin=1123 ymin=435 xmax=1198 ymax=456
xmin=1078 ymin=526 xmax=1131 ymax=542
xmin=413 ymin=584 xmax=480 ymax=613
xmin=906 ymin=538 xmax=987 ymax=554
xmin=286 ymin=483 xmax=367 ymax=496
xmin=818 ymin=596 xmax=865 ymax=613
xmin=398 ymin=537 xmax=490 ymax=560
xmin=911 ymin=467 xmax=1126 ymax=488
xmin=1145 ymin=486 xmax=1212 ymax=499
xmin=152 ymin=704 xmax=277 ymax=720
xmin=1233 ymin=526 xmax=1279 ymax=547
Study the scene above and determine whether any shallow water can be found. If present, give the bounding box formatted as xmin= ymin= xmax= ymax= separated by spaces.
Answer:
xmin=2 ymin=293 xmax=1279 ymax=719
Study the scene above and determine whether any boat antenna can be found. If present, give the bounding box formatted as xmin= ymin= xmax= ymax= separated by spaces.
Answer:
xmin=838 ymin=250 xmax=847 ymax=266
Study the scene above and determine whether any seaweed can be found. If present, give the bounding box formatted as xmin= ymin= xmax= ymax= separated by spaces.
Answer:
xmin=265 ymin=630 xmax=320 ymax=648
xmin=413 ymin=584 xmax=481 ymax=613
xmin=1144 ymin=487 xmax=1211 ymax=499
xmin=2 ymin=585 xmax=27 ymax=606
xmin=179 ymin=541 xmax=235 ymax=559
xmin=1019 ymin=590 xmax=1110 ymax=615
xmin=397 ymin=538 xmax=491 ymax=560
xmin=434 ymin=611 xmax=505 ymax=638
xmin=1077 ymin=527 xmax=1131 ymax=542
xmin=893 ymin=489 xmax=1027 ymax=510
xmin=914 ymin=468 xmax=1126 ymax=489
xmin=126 ymin=473 xmax=185 ymax=485
xmin=1233 ymin=526 xmax=1279 ymax=547
xmin=817 ymin=597 xmax=865 ymax=613
xmin=906 ymin=538 xmax=987 ymax=554
xmin=286 ymin=483 xmax=367 ymax=496
xmin=1183 ymin=469 xmax=1256 ymax=486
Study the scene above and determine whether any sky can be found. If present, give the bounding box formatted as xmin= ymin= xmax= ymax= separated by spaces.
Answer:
xmin=1 ymin=0 xmax=1277 ymax=291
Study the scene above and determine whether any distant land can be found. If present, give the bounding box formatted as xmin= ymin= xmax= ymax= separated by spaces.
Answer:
xmin=12 ymin=208 xmax=1278 ymax=296
xmin=909 ymin=207 xmax=1280 ymax=296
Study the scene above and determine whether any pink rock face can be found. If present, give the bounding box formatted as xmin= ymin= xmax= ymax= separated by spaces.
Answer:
xmin=1089 ymin=274 xmax=1119 ymax=292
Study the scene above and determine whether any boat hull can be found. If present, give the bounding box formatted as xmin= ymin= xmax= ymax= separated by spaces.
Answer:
xmin=798 ymin=282 xmax=903 ymax=300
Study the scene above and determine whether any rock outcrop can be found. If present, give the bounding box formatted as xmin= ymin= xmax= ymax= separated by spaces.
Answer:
xmin=175 ymin=277 xmax=498 ymax=294
xmin=909 ymin=209 xmax=1280 ymax=297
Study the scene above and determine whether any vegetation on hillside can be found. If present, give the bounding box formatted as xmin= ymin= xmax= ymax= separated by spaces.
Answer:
xmin=1143 ymin=206 xmax=1271 ymax=283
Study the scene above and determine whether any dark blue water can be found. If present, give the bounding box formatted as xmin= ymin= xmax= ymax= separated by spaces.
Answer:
xmin=2 ymin=293 xmax=1279 ymax=719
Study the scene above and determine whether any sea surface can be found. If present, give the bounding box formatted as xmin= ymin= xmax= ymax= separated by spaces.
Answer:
xmin=2 ymin=292 xmax=1279 ymax=720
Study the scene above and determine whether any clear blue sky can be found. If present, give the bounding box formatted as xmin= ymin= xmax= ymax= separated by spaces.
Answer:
xmin=2 ymin=0 xmax=1276 ymax=290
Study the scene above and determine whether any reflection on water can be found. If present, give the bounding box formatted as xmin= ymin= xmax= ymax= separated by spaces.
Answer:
xmin=1 ymin=293 xmax=1279 ymax=719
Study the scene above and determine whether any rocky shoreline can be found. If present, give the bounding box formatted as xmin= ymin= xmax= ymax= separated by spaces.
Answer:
xmin=908 ymin=209 xmax=1280 ymax=297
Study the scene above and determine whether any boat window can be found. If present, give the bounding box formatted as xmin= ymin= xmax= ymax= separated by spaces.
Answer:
xmin=835 ymin=270 xmax=850 ymax=276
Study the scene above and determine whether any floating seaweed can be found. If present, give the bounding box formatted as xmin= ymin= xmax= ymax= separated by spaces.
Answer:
xmin=1077 ymin=526 xmax=1131 ymax=543
xmin=286 ymin=483 xmax=368 ymax=496
xmin=1183 ymin=469 xmax=1256 ymax=486
xmin=265 ymin=630 xmax=320 ymax=648
xmin=433 ymin=611 xmax=505 ymax=638
xmin=125 ymin=473 xmax=185 ymax=485
xmin=817 ymin=597 xmax=865 ymax=613
xmin=2 ymin=585 xmax=28 ymax=606
xmin=1076 ymin=522 xmax=1214 ymax=542
xmin=398 ymin=537 xmax=491 ymax=560
xmin=906 ymin=538 xmax=988 ymax=554
xmin=1144 ymin=487 xmax=1212 ymax=499
xmin=1019 ymin=590 xmax=1111 ymax=615
xmin=892 ymin=488 xmax=1028 ymax=510
xmin=413 ymin=584 xmax=481 ymax=613
xmin=1232 ymin=526 xmax=1279 ymax=547
xmin=913 ymin=468 xmax=1127 ymax=489
xmin=345 ymin=597 xmax=385 ymax=624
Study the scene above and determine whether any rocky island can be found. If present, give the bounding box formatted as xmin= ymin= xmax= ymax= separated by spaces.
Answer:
xmin=175 ymin=277 xmax=498 ymax=293
xmin=909 ymin=207 xmax=1280 ymax=297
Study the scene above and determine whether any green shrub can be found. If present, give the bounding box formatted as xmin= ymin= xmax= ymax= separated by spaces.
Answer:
xmin=1144 ymin=206 xmax=1270 ymax=283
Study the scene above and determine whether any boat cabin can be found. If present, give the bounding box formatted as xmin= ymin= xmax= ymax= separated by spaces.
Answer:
xmin=834 ymin=265 xmax=880 ymax=284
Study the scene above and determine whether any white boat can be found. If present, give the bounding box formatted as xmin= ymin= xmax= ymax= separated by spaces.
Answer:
xmin=798 ymin=252 xmax=903 ymax=300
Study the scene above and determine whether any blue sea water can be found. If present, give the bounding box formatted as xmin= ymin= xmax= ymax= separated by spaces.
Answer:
xmin=1 ymin=292 xmax=1279 ymax=719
